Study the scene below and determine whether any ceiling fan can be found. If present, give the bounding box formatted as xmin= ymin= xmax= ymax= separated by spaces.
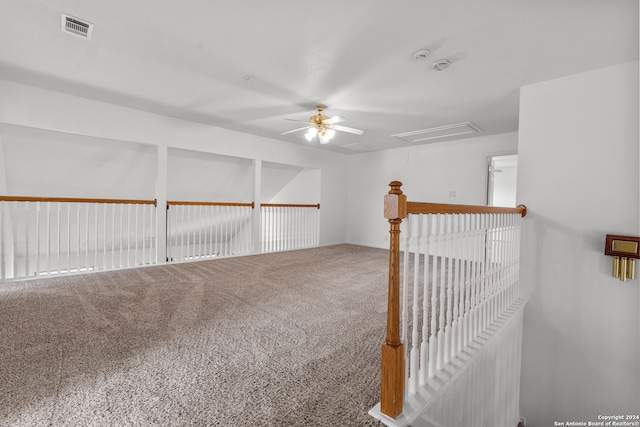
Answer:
xmin=280 ymin=105 xmax=364 ymax=144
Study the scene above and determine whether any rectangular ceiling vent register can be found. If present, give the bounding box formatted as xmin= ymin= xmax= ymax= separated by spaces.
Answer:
xmin=61 ymin=14 xmax=94 ymax=39
xmin=391 ymin=122 xmax=481 ymax=143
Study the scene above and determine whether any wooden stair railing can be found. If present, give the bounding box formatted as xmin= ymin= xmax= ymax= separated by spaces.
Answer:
xmin=0 ymin=196 xmax=157 ymax=205
xmin=260 ymin=203 xmax=320 ymax=209
xmin=380 ymin=181 xmax=527 ymax=419
xmin=167 ymin=201 xmax=254 ymax=207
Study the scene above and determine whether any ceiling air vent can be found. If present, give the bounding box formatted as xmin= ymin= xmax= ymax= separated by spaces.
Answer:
xmin=61 ymin=14 xmax=94 ymax=39
xmin=391 ymin=122 xmax=481 ymax=143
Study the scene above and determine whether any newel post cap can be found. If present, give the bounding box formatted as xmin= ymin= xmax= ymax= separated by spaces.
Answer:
xmin=384 ymin=181 xmax=407 ymax=220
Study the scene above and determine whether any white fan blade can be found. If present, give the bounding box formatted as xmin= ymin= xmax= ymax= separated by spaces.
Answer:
xmin=280 ymin=126 xmax=311 ymax=135
xmin=324 ymin=115 xmax=346 ymax=124
xmin=284 ymin=118 xmax=312 ymax=124
xmin=334 ymin=124 xmax=364 ymax=135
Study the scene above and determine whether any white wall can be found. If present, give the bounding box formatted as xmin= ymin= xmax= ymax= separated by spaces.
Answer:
xmin=0 ymin=78 xmax=348 ymax=246
xmin=167 ymin=148 xmax=254 ymax=202
xmin=517 ymin=61 xmax=639 ymax=426
xmin=1 ymin=123 xmax=157 ymax=200
xmin=346 ymin=132 xmax=518 ymax=248
xmin=266 ymin=166 xmax=321 ymax=204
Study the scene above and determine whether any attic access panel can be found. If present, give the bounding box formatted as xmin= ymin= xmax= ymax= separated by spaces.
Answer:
xmin=391 ymin=122 xmax=481 ymax=143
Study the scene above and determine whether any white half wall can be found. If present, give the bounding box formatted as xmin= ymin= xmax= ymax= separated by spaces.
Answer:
xmin=346 ymin=133 xmax=518 ymax=249
xmin=517 ymin=61 xmax=639 ymax=426
xmin=0 ymin=78 xmax=348 ymax=246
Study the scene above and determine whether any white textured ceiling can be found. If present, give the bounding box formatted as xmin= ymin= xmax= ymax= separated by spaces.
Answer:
xmin=0 ymin=1 xmax=637 ymax=153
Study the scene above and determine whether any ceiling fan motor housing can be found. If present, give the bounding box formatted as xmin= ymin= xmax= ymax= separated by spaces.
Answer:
xmin=312 ymin=114 xmax=329 ymax=125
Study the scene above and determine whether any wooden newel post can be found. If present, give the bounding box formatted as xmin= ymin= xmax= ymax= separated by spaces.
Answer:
xmin=381 ymin=181 xmax=406 ymax=418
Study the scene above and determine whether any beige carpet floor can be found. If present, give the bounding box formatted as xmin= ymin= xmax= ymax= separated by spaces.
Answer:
xmin=0 ymin=244 xmax=388 ymax=426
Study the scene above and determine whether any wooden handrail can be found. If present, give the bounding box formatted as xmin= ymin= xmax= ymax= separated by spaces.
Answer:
xmin=260 ymin=203 xmax=320 ymax=209
xmin=407 ymin=201 xmax=527 ymax=217
xmin=0 ymin=196 xmax=157 ymax=206
xmin=167 ymin=201 xmax=255 ymax=208
xmin=379 ymin=181 xmax=527 ymax=419
xmin=165 ymin=202 xmax=320 ymax=208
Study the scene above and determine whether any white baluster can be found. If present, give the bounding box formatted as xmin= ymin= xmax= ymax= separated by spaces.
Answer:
xmin=190 ymin=204 xmax=195 ymax=259
xmin=211 ymin=205 xmax=216 ymax=257
xmin=501 ymin=213 xmax=508 ymax=313
xmin=228 ymin=205 xmax=233 ymax=256
xmin=125 ymin=204 xmax=130 ymax=267
xmin=272 ymin=206 xmax=276 ymax=252
xmin=282 ymin=207 xmax=287 ymax=251
xmin=452 ymin=214 xmax=461 ymax=358
xmin=261 ymin=206 xmax=266 ymax=253
xmin=84 ymin=205 xmax=89 ymax=270
xmin=409 ymin=214 xmax=422 ymax=394
xmin=238 ymin=206 xmax=243 ymax=254
xmin=74 ymin=203 xmax=79 ymax=271
xmin=117 ymin=204 xmax=123 ymax=268
xmin=278 ymin=207 xmax=283 ymax=252
xmin=476 ymin=214 xmax=483 ymax=330
xmin=178 ymin=205 xmax=184 ymax=261
xmin=419 ymin=214 xmax=430 ymax=385
xmin=134 ymin=204 xmax=139 ymax=265
xmin=261 ymin=206 xmax=265 ymax=252
xmin=294 ymin=207 xmax=298 ymax=249
xmin=109 ymin=204 xmax=114 ymax=269
xmin=197 ymin=205 xmax=202 ymax=258
xmin=284 ymin=206 xmax=288 ymax=250
xmin=101 ymin=204 xmax=106 ymax=270
xmin=151 ymin=203 xmax=156 ymax=264
xmin=204 ymin=205 xmax=209 ymax=257
xmin=428 ymin=214 xmax=439 ymax=377
xmin=233 ymin=205 xmax=238 ymax=255
xmin=308 ymin=207 xmax=312 ymax=247
xmin=401 ymin=215 xmax=410 ymax=346
xmin=437 ymin=214 xmax=446 ymax=371
xmin=277 ymin=206 xmax=280 ymax=251
xmin=482 ymin=213 xmax=489 ymax=332
xmin=486 ymin=213 xmax=493 ymax=326
xmin=308 ymin=208 xmax=311 ymax=247
xmin=478 ymin=214 xmax=485 ymax=335
xmin=46 ymin=202 xmax=51 ymax=274
xmin=213 ymin=205 xmax=218 ymax=256
xmin=496 ymin=214 xmax=502 ymax=315
xmin=56 ymin=202 xmax=61 ymax=274
xmin=270 ymin=206 xmax=273 ymax=252
xmin=444 ymin=215 xmax=453 ymax=365
xmin=15 ymin=203 xmax=22 ymax=277
xmin=464 ymin=215 xmax=471 ymax=339
xmin=471 ymin=214 xmax=479 ymax=341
